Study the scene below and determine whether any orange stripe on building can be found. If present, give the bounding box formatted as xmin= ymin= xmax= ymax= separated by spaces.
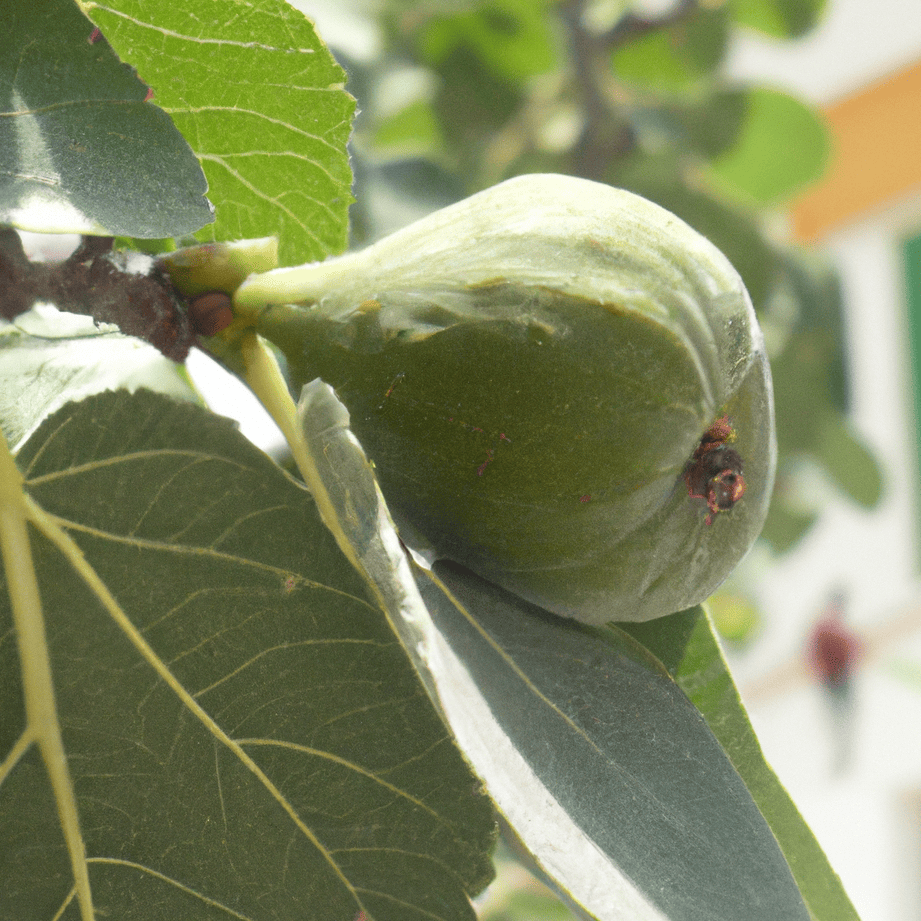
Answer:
xmin=791 ymin=57 xmax=921 ymax=241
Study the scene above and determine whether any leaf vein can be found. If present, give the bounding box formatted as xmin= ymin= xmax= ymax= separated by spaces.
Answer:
xmin=25 ymin=496 xmax=369 ymax=911
xmin=353 ymin=887 xmax=451 ymax=921
xmin=0 ymin=729 xmax=35 ymax=787
xmin=85 ymin=857 xmax=258 ymax=920
xmin=196 ymin=154 xmax=329 ymax=240
xmin=193 ymin=637 xmax=391 ymax=699
xmin=25 ymin=448 xmax=252 ymax=486
xmin=239 ymin=738 xmax=443 ymax=821
xmin=42 ymin=512 xmax=375 ymax=610
xmin=83 ymin=6 xmax=318 ymax=54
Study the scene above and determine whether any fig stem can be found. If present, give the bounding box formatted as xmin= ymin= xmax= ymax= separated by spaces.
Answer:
xmin=238 ymin=332 xmax=374 ymax=592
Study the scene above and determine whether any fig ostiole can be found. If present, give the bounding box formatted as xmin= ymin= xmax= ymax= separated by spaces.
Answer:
xmin=235 ymin=174 xmax=776 ymax=624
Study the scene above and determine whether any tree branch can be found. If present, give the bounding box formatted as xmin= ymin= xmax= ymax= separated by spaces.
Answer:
xmin=0 ymin=232 xmax=195 ymax=361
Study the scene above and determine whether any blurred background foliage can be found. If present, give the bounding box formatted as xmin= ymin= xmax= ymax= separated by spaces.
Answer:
xmin=303 ymin=0 xmax=884 ymax=647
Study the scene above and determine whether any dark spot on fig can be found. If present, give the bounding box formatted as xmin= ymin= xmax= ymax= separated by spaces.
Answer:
xmin=188 ymin=291 xmax=233 ymax=336
xmin=684 ymin=416 xmax=746 ymax=524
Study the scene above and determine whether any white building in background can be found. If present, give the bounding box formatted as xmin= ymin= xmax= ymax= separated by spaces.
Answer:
xmin=726 ymin=2 xmax=921 ymax=919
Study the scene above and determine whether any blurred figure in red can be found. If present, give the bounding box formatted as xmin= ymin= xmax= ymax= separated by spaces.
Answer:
xmin=806 ymin=591 xmax=863 ymax=773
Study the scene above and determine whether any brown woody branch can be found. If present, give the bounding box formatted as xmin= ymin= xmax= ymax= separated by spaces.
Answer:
xmin=0 ymin=230 xmax=194 ymax=361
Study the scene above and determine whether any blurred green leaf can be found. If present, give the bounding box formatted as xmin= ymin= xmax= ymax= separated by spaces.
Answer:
xmin=707 ymin=589 xmax=761 ymax=643
xmin=771 ymin=334 xmax=830 ymax=449
xmin=816 ymin=414 xmax=885 ymax=508
xmin=623 ymin=608 xmax=862 ymax=921
xmin=83 ymin=0 xmax=355 ymax=264
xmin=673 ymin=89 xmax=750 ymax=161
xmin=779 ymin=252 xmax=850 ymax=407
xmin=705 ymin=88 xmax=830 ymax=205
xmin=374 ymin=99 xmax=444 ymax=154
xmin=768 ymin=279 xmax=881 ymax=518
xmin=612 ymin=6 xmax=729 ymax=91
xmin=759 ymin=492 xmax=819 ymax=553
xmin=729 ymin=0 xmax=827 ymax=38
xmin=2 ymin=388 xmax=495 ymax=920
xmin=0 ymin=0 xmax=211 ymax=237
xmin=420 ymin=0 xmax=558 ymax=82
xmin=431 ymin=49 xmax=523 ymax=177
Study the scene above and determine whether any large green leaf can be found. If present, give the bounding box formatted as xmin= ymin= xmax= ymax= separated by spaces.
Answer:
xmin=0 ymin=0 xmax=211 ymax=237
xmin=0 ymin=389 xmax=495 ymax=920
xmin=293 ymin=381 xmax=814 ymax=921
xmin=624 ymin=609 xmax=861 ymax=921
xmin=81 ymin=0 xmax=356 ymax=264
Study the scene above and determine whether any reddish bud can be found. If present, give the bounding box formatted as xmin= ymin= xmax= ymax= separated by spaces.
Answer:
xmin=188 ymin=291 xmax=234 ymax=337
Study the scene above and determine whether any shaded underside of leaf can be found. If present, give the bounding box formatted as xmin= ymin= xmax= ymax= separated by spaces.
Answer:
xmin=0 ymin=0 xmax=212 ymax=237
xmin=0 ymin=389 xmax=495 ymax=921
xmin=81 ymin=0 xmax=356 ymax=264
xmin=623 ymin=608 xmax=861 ymax=921
xmin=415 ymin=562 xmax=811 ymax=921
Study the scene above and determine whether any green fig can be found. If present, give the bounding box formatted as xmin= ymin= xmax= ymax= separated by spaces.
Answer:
xmin=234 ymin=174 xmax=775 ymax=624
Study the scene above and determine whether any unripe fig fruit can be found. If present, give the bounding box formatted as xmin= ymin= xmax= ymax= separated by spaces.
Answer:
xmin=235 ymin=174 xmax=775 ymax=623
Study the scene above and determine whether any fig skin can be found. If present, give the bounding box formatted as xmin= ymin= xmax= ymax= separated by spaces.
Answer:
xmin=236 ymin=174 xmax=776 ymax=624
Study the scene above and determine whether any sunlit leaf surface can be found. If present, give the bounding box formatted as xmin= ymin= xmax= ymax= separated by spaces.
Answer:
xmin=0 ymin=0 xmax=211 ymax=237
xmin=83 ymin=0 xmax=355 ymax=263
xmin=0 ymin=306 xmax=201 ymax=452
xmin=0 ymin=389 xmax=495 ymax=921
